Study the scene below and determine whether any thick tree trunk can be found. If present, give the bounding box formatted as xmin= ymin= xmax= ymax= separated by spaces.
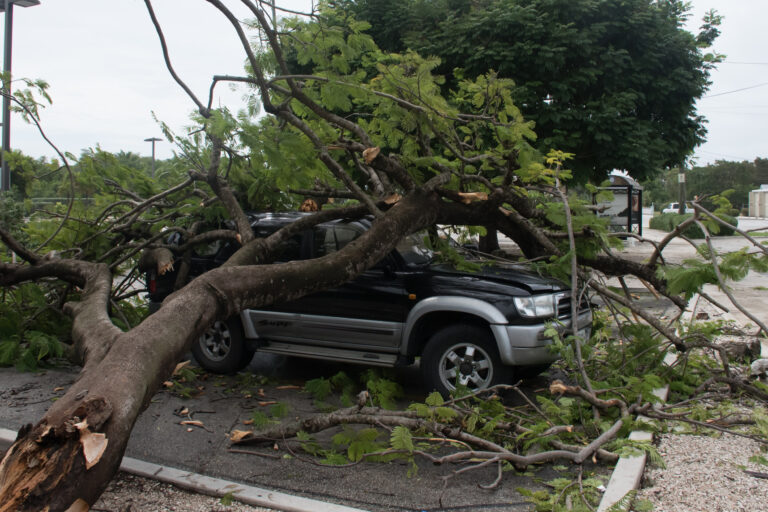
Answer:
xmin=0 ymin=192 xmax=438 ymax=511
xmin=478 ymin=227 xmax=500 ymax=253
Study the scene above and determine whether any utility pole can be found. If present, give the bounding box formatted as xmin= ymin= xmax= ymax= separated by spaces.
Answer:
xmin=678 ymin=168 xmax=686 ymax=214
xmin=144 ymin=137 xmax=161 ymax=178
xmin=0 ymin=0 xmax=40 ymax=192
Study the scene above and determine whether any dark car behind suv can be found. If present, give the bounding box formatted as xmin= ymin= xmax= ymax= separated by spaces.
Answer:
xmin=146 ymin=212 xmax=592 ymax=395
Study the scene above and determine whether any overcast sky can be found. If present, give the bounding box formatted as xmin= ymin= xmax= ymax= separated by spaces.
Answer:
xmin=3 ymin=0 xmax=767 ymax=169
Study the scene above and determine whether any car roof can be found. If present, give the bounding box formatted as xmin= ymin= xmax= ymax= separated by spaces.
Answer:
xmin=246 ymin=211 xmax=373 ymax=232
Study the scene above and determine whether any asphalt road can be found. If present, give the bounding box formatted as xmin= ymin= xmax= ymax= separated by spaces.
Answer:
xmin=1 ymin=356 xmax=579 ymax=512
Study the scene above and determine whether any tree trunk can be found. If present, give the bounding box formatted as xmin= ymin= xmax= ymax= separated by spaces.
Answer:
xmin=478 ymin=226 xmax=500 ymax=253
xmin=0 ymin=192 xmax=438 ymax=510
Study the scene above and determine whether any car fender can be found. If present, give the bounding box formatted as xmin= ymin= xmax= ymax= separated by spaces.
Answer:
xmin=401 ymin=296 xmax=509 ymax=355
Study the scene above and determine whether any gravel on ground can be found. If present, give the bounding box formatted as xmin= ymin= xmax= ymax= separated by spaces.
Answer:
xmin=637 ymin=433 xmax=768 ymax=512
xmin=92 ymin=472 xmax=274 ymax=512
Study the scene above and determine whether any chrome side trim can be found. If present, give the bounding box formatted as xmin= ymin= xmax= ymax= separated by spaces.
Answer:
xmin=240 ymin=309 xmax=403 ymax=350
xmin=258 ymin=342 xmax=398 ymax=367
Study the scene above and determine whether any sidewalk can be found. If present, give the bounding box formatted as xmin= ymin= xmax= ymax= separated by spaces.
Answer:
xmin=618 ymin=219 xmax=768 ymax=351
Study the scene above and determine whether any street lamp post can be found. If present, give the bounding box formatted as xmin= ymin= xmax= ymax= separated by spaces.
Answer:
xmin=0 ymin=0 xmax=39 ymax=193
xmin=144 ymin=137 xmax=161 ymax=178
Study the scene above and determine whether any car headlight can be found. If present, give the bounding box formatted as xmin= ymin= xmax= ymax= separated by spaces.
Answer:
xmin=513 ymin=294 xmax=557 ymax=318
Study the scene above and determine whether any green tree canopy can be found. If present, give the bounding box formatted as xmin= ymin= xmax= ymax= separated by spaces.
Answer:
xmin=339 ymin=0 xmax=721 ymax=182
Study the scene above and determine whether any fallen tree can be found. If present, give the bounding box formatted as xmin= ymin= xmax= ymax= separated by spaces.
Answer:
xmin=0 ymin=1 xmax=766 ymax=510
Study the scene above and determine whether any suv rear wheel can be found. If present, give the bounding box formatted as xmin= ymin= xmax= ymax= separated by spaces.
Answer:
xmin=191 ymin=317 xmax=254 ymax=374
xmin=421 ymin=324 xmax=507 ymax=397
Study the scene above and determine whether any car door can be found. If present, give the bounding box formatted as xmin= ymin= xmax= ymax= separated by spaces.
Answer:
xmin=242 ymin=227 xmax=308 ymax=341
xmin=280 ymin=223 xmax=412 ymax=351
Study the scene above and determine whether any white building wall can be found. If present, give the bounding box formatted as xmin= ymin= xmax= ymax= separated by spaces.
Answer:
xmin=749 ymin=187 xmax=768 ymax=218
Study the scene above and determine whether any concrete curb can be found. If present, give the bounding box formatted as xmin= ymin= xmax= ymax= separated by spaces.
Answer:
xmin=596 ymin=387 xmax=668 ymax=512
xmin=0 ymin=428 xmax=365 ymax=512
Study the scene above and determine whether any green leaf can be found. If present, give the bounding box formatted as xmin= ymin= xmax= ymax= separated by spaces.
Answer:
xmin=270 ymin=402 xmax=290 ymax=418
xmin=0 ymin=340 xmax=20 ymax=366
xmin=390 ymin=426 xmax=414 ymax=453
xmin=408 ymin=403 xmax=431 ymax=418
xmin=220 ymin=492 xmax=234 ymax=506
xmin=304 ymin=378 xmax=332 ymax=401
xmin=321 ymin=451 xmax=349 ymax=466
xmin=249 ymin=411 xmax=272 ymax=429
xmin=425 ymin=391 xmax=444 ymax=407
xmin=435 ymin=407 xmax=458 ymax=422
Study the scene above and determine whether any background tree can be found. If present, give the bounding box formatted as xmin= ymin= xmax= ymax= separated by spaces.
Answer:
xmin=340 ymin=0 xmax=722 ymax=182
xmin=642 ymin=157 xmax=768 ymax=212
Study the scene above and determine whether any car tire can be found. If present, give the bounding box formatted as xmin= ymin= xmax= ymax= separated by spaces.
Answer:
xmin=421 ymin=324 xmax=508 ymax=397
xmin=191 ymin=316 xmax=254 ymax=374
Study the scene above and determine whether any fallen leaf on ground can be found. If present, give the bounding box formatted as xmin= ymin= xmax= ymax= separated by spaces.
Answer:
xmin=173 ymin=360 xmax=190 ymax=376
xmin=180 ymin=420 xmax=205 ymax=428
xmin=230 ymin=430 xmax=254 ymax=442
xmin=258 ymin=401 xmax=277 ymax=407
xmin=276 ymin=385 xmax=301 ymax=390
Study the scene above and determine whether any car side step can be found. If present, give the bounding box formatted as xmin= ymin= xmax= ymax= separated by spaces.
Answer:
xmin=258 ymin=342 xmax=399 ymax=367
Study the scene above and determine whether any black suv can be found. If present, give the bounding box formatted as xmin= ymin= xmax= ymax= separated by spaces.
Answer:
xmin=146 ymin=212 xmax=592 ymax=395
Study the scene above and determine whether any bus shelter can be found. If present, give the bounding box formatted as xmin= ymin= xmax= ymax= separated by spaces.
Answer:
xmin=596 ymin=173 xmax=643 ymax=236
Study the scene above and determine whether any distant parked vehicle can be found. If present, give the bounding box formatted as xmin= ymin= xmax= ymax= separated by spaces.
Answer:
xmin=662 ymin=202 xmax=692 ymax=214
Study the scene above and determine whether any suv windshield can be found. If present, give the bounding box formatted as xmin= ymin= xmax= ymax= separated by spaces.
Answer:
xmin=397 ymin=232 xmax=433 ymax=267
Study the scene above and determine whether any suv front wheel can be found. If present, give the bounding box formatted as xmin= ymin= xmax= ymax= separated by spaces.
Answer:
xmin=421 ymin=324 xmax=508 ymax=397
xmin=191 ymin=317 xmax=254 ymax=374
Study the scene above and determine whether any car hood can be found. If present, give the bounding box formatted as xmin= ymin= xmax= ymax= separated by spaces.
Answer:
xmin=427 ymin=263 xmax=567 ymax=295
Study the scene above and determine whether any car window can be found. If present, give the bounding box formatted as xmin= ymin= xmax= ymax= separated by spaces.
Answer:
xmin=254 ymin=226 xmax=303 ymax=261
xmin=314 ymin=225 xmax=359 ymax=256
xmin=397 ymin=232 xmax=433 ymax=267
xmin=193 ymin=240 xmax=223 ymax=257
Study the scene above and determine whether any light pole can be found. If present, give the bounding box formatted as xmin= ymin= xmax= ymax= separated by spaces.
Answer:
xmin=678 ymin=169 xmax=686 ymax=214
xmin=0 ymin=0 xmax=39 ymax=193
xmin=144 ymin=137 xmax=161 ymax=178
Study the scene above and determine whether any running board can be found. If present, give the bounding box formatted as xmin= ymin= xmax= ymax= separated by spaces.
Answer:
xmin=258 ymin=342 xmax=398 ymax=367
